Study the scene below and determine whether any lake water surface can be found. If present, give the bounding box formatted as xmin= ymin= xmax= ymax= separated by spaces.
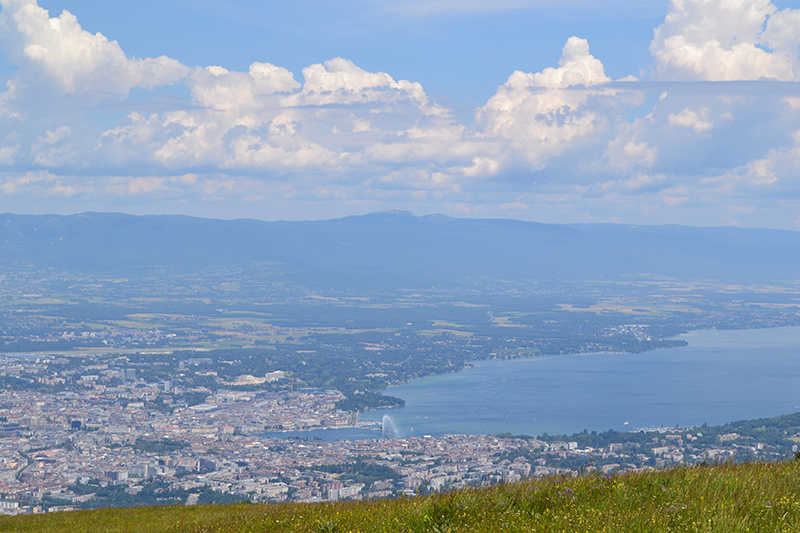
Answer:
xmin=360 ymin=327 xmax=800 ymax=437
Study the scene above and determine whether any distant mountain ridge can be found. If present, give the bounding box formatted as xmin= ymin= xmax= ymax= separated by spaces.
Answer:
xmin=1 ymin=211 xmax=799 ymax=282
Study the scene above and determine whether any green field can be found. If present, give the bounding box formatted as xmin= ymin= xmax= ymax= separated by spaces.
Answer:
xmin=2 ymin=461 xmax=800 ymax=532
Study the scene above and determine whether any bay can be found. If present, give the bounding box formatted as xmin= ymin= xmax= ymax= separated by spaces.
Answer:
xmin=361 ymin=326 xmax=800 ymax=437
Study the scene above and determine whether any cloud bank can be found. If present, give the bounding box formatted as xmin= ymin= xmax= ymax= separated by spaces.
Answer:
xmin=1 ymin=0 xmax=800 ymax=227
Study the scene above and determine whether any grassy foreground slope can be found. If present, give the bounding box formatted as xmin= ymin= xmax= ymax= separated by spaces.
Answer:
xmin=2 ymin=461 xmax=800 ymax=532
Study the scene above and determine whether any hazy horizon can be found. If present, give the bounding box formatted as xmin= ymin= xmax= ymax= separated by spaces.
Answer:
xmin=4 ymin=208 xmax=800 ymax=232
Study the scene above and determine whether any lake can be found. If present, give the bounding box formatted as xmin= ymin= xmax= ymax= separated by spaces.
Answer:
xmin=360 ymin=326 xmax=800 ymax=437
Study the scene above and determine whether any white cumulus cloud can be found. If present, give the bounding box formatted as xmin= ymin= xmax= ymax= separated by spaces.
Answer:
xmin=667 ymin=107 xmax=713 ymax=132
xmin=284 ymin=57 xmax=448 ymax=117
xmin=650 ymin=0 xmax=800 ymax=81
xmin=475 ymin=37 xmax=622 ymax=170
xmin=0 ymin=0 xmax=188 ymax=100
xmin=96 ymin=56 xmax=460 ymax=174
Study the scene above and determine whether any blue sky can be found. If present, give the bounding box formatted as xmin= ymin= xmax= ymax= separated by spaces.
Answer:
xmin=2 ymin=0 xmax=800 ymax=227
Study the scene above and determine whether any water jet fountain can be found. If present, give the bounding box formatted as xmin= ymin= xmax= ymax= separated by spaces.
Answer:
xmin=382 ymin=414 xmax=401 ymax=438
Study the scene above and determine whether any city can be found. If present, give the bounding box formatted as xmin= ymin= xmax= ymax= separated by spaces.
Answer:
xmin=0 ymin=352 xmax=792 ymax=515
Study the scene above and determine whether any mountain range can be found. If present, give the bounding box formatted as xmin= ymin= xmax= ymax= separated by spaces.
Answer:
xmin=1 ymin=210 xmax=799 ymax=283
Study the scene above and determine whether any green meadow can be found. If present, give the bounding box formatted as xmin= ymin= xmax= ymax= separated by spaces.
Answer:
xmin=2 ymin=461 xmax=800 ymax=532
